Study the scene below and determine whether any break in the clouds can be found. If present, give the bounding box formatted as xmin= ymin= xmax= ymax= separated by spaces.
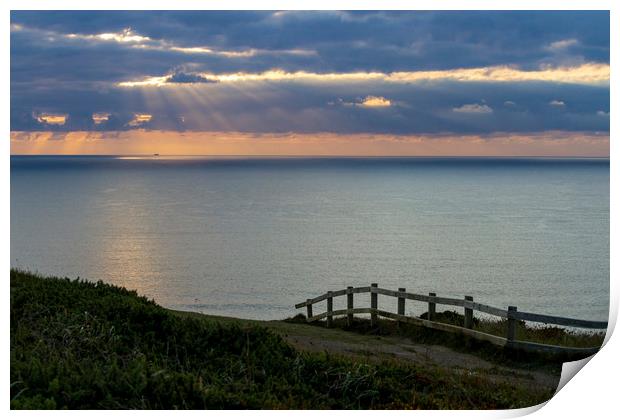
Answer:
xmin=453 ymin=103 xmax=494 ymax=114
xmin=10 ymin=11 xmax=609 ymax=149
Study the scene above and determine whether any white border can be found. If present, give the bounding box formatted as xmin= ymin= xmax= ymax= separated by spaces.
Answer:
xmin=3 ymin=0 xmax=616 ymax=11
xmin=4 ymin=2 xmax=616 ymax=419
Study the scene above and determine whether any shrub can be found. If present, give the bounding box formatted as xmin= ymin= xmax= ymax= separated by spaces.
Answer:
xmin=11 ymin=270 xmax=554 ymax=409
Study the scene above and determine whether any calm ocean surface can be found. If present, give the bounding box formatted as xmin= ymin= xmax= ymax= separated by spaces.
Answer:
xmin=10 ymin=156 xmax=609 ymax=322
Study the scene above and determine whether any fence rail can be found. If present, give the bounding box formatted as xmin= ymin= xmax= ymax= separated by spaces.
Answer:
xmin=294 ymin=284 xmax=607 ymax=357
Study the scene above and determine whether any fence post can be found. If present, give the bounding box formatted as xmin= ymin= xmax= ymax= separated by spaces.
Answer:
xmin=428 ymin=293 xmax=436 ymax=321
xmin=326 ymin=291 xmax=333 ymax=328
xmin=397 ymin=287 xmax=406 ymax=329
xmin=347 ymin=286 xmax=354 ymax=326
xmin=306 ymin=299 xmax=313 ymax=321
xmin=464 ymin=296 xmax=474 ymax=329
xmin=398 ymin=288 xmax=406 ymax=316
xmin=507 ymin=306 xmax=517 ymax=342
xmin=371 ymin=283 xmax=378 ymax=327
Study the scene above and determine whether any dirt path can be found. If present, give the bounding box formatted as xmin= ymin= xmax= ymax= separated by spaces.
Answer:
xmin=173 ymin=311 xmax=561 ymax=391
xmin=269 ymin=322 xmax=560 ymax=391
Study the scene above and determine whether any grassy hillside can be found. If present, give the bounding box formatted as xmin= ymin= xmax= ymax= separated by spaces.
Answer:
xmin=11 ymin=270 xmax=556 ymax=409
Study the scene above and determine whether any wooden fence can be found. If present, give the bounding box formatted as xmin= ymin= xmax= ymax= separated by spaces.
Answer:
xmin=294 ymin=283 xmax=608 ymax=357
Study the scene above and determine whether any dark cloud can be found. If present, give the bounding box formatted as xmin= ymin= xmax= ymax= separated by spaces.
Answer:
xmin=10 ymin=11 xmax=609 ymax=135
xmin=165 ymin=72 xmax=218 ymax=84
xmin=10 ymin=77 xmax=609 ymax=134
xmin=11 ymin=11 xmax=609 ymax=71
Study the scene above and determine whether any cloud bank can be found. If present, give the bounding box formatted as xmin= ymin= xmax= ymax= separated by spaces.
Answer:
xmin=10 ymin=11 xmax=609 ymax=155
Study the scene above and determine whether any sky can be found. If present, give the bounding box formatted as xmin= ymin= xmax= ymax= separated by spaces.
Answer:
xmin=10 ymin=10 xmax=610 ymax=156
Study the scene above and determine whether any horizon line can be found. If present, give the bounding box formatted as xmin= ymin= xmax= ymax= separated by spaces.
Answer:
xmin=10 ymin=154 xmax=610 ymax=159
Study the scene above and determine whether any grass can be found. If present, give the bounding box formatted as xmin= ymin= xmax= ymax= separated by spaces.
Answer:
xmin=11 ymin=269 xmax=558 ymax=409
xmin=417 ymin=311 xmax=606 ymax=348
xmin=282 ymin=310 xmax=604 ymax=373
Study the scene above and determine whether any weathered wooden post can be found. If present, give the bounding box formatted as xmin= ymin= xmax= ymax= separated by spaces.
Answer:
xmin=347 ymin=286 xmax=354 ymax=326
xmin=507 ymin=306 xmax=517 ymax=342
xmin=326 ymin=291 xmax=333 ymax=328
xmin=428 ymin=292 xmax=436 ymax=321
xmin=464 ymin=296 xmax=474 ymax=329
xmin=306 ymin=299 xmax=313 ymax=321
xmin=397 ymin=288 xmax=406 ymax=316
xmin=371 ymin=283 xmax=378 ymax=327
xmin=397 ymin=287 xmax=406 ymax=328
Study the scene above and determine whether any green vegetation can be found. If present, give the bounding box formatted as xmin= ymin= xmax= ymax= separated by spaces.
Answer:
xmin=443 ymin=312 xmax=606 ymax=349
xmin=284 ymin=311 xmax=602 ymax=375
xmin=11 ymin=270 xmax=556 ymax=409
xmin=310 ymin=309 xmax=605 ymax=351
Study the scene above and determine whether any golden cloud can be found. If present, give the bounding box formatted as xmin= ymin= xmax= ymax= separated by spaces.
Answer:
xmin=34 ymin=112 xmax=68 ymax=125
xmin=92 ymin=112 xmax=111 ymax=124
xmin=118 ymin=63 xmax=610 ymax=88
xmin=360 ymin=96 xmax=392 ymax=107
xmin=127 ymin=113 xmax=152 ymax=127
xmin=66 ymin=28 xmax=151 ymax=44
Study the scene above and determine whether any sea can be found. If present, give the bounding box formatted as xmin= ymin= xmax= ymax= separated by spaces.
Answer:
xmin=10 ymin=156 xmax=610 ymax=323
